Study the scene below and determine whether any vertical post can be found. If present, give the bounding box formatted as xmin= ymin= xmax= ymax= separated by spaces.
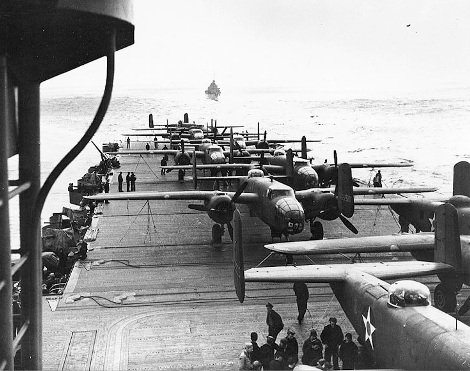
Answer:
xmin=0 ymin=54 xmax=14 ymax=370
xmin=18 ymin=82 xmax=42 ymax=370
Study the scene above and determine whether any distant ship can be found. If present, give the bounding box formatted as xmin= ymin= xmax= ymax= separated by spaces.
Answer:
xmin=205 ymin=80 xmax=221 ymax=99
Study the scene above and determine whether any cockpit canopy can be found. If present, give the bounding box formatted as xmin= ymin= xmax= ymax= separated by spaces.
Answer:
xmin=273 ymin=149 xmax=286 ymax=157
xmin=208 ymin=145 xmax=222 ymax=153
xmin=388 ymin=280 xmax=431 ymax=308
xmin=247 ymin=169 xmax=264 ymax=178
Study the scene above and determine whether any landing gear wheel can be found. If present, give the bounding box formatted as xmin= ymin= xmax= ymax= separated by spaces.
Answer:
xmin=310 ymin=221 xmax=324 ymax=240
xmin=434 ymin=283 xmax=457 ymax=312
xmin=212 ymin=224 xmax=223 ymax=245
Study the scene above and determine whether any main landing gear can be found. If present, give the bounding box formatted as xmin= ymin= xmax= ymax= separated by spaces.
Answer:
xmin=212 ymin=223 xmax=224 ymax=245
xmin=434 ymin=283 xmax=457 ymax=313
xmin=310 ymin=220 xmax=324 ymax=240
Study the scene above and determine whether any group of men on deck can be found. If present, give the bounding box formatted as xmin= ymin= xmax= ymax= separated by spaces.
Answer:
xmin=239 ymin=295 xmax=359 ymax=370
xmin=117 ymin=171 xmax=137 ymax=192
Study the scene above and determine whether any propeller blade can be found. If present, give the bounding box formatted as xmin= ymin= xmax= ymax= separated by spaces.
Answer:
xmin=227 ymin=222 xmax=234 ymax=241
xmin=338 ymin=214 xmax=358 ymax=234
xmin=232 ymin=181 xmax=249 ymax=203
xmin=334 ymin=150 xmax=338 ymax=168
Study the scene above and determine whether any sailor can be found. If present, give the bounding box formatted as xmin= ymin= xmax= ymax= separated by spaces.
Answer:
xmin=373 ymin=170 xmax=382 ymax=187
xmin=238 ymin=342 xmax=254 ymax=370
xmin=259 ymin=335 xmax=277 ymax=369
xmin=293 ymin=282 xmax=309 ymax=324
xmin=145 ymin=142 xmax=150 ymax=150
xmin=118 ymin=172 xmax=123 ymax=192
xmin=302 ymin=329 xmax=323 ymax=366
xmin=250 ymin=332 xmax=261 ymax=362
xmin=126 ymin=172 xmax=131 ymax=192
xmin=320 ymin=317 xmax=343 ymax=370
xmin=266 ymin=302 xmax=284 ymax=341
xmin=126 ymin=136 xmax=130 ymax=149
xmin=130 ymin=172 xmax=136 ymax=191
xmin=283 ymin=328 xmax=299 ymax=364
xmin=160 ymin=157 xmax=167 ymax=175
xmin=153 ymin=136 xmax=158 ymax=149
xmin=338 ymin=333 xmax=358 ymax=370
xmin=103 ymin=178 xmax=110 ymax=204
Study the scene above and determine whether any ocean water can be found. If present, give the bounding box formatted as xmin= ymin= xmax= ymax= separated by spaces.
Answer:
xmin=7 ymin=86 xmax=470 ymax=250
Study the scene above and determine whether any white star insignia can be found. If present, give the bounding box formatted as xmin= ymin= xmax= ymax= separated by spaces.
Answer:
xmin=362 ymin=307 xmax=376 ymax=349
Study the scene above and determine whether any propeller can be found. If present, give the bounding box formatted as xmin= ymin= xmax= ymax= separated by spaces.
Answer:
xmin=338 ymin=214 xmax=358 ymax=234
xmin=226 ymin=181 xmax=248 ymax=240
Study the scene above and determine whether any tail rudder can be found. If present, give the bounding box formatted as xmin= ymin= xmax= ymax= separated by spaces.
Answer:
xmin=336 ymin=163 xmax=354 ymax=218
xmin=435 ymin=203 xmax=462 ymax=272
xmin=233 ymin=209 xmax=245 ymax=302
xmin=149 ymin=113 xmax=154 ymax=128
xmin=453 ymin=161 xmax=470 ymax=197
xmin=193 ymin=150 xmax=197 ymax=189
xmin=301 ymin=136 xmax=308 ymax=160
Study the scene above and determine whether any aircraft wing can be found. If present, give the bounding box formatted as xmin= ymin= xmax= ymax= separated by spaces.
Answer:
xmin=351 ymin=186 xmax=438 ymax=195
xmin=348 ymin=162 xmax=413 ymax=168
xmin=162 ymin=163 xmax=286 ymax=172
xmin=162 ymin=163 xmax=256 ymax=170
xmin=107 ymin=150 xmax=179 ymax=155
xmin=84 ymin=190 xmax=259 ymax=204
xmin=354 ymin=198 xmax=445 ymax=209
xmin=265 ymin=233 xmax=435 ymax=255
xmin=244 ymin=261 xmax=453 ymax=283
xmin=294 ymin=187 xmax=438 ymax=199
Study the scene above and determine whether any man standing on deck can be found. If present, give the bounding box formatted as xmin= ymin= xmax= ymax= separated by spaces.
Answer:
xmin=126 ymin=136 xmax=130 ymax=149
xmin=154 ymin=136 xmax=158 ymax=149
xmin=320 ymin=317 xmax=343 ymax=370
xmin=293 ymin=282 xmax=309 ymax=324
xmin=266 ymin=302 xmax=284 ymax=341
xmin=130 ymin=172 xmax=136 ymax=191
xmin=118 ymin=172 xmax=123 ymax=192
xmin=103 ymin=178 xmax=110 ymax=204
xmin=126 ymin=172 xmax=131 ymax=192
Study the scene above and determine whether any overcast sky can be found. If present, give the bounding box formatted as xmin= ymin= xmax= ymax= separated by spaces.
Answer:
xmin=44 ymin=0 xmax=470 ymax=95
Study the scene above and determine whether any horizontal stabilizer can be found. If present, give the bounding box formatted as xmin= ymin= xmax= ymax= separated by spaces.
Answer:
xmin=354 ymin=198 xmax=444 ymax=209
xmin=266 ymin=233 xmax=435 ymax=255
xmin=244 ymin=261 xmax=453 ymax=283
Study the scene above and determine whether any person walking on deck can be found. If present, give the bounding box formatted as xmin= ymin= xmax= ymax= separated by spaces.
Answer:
xmin=266 ymin=302 xmax=284 ymax=341
xmin=126 ymin=136 xmax=130 ymax=149
xmin=293 ymin=282 xmax=309 ymax=324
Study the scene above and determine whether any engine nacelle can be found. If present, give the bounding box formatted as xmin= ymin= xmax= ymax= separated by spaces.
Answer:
xmin=174 ymin=152 xmax=191 ymax=165
xmin=206 ymin=194 xmax=235 ymax=224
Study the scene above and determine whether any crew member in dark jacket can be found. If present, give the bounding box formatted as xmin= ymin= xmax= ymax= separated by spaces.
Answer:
xmin=320 ymin=317 xmax=343 ymax=370
xmin=283 ymin=327 xmax=299 ymax=364
xmin=259 ymin=335 xmax=277 ymax=369
xmin=266 ymin=302 xmax=284 ymax=341
xmin=293 ymin=282 xmax=309 ymax=324
xmin=103 ymin=179 xmax=110 ymax=203
xmin=130 ymin=172 xmax=136 ymax=191
xmin=251 ymin=332 xmax=261 ymax=362
xmin=338 ymin=333 xmax=358 ymax=370
xmin=302 ymin=329 xmax=323 ymax=366
xmin=126 ymin=172 xmax=131 ymax=192
xmin=117 ymin=172 xmax=123 ymax=192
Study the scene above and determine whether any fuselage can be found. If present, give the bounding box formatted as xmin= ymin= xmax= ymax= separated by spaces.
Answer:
xmin=265 ymin=152 xmax=320 ymax=189
xmin=332 ymin=270 xmax=470 ymax=369
xmin=243 ymin=174 xmax=304 ymax=235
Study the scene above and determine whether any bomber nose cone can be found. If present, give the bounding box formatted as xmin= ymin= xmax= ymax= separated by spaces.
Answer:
xmin=276 ymin=198 xmax=305 ymax=234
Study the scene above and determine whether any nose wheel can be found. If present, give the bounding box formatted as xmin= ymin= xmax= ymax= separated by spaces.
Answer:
xmin=310 ymin=220 xmax=324 ymax=240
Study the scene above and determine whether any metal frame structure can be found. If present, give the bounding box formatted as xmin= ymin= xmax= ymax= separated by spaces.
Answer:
xmin=0 ymin=2 xmax=134 ymax=369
